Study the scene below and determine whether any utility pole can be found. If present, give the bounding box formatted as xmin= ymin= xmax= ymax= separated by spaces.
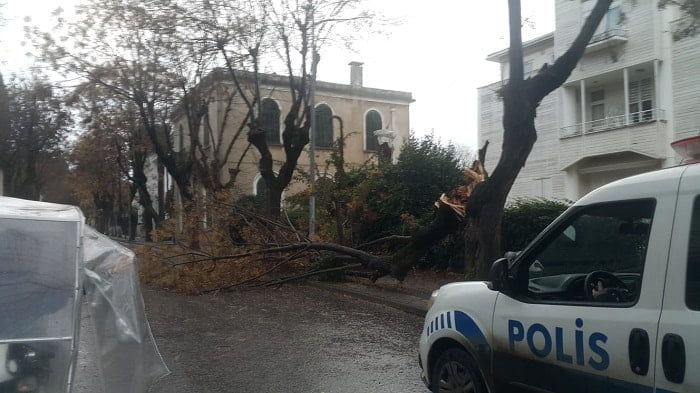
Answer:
xmin=307 ymin=2 xmax=318 ymax=236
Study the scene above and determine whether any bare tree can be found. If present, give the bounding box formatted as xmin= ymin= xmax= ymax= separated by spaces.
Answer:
xmin=30 ymin=0 xmax=252 ymax=205
xmin=179 ymin=0 xmax=376 ymax=218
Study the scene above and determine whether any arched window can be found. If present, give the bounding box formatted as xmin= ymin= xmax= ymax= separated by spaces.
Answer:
xmin=254 ymin=176 xmax=269 ymax=201
xmin=253 ymin=174 xmax=286 ymax=210
xmin=261 ymin=98 xmax=281 ymax=145
xmin=365 ymin=110 xmax=382 ymax=151
xmin=314 ymin=104 xmax=334 ymax=148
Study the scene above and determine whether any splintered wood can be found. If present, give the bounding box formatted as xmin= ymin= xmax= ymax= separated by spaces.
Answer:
xmin=435 ymin=160 xmax=486 ymax=221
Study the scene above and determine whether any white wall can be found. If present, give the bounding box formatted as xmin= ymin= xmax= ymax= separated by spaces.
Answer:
xmin=477 ymin=1 xmax=700 ymax=202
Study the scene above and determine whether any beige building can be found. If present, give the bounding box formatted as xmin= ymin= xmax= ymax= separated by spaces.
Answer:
xmin=172 ymin=62 xmax=413 ymax=201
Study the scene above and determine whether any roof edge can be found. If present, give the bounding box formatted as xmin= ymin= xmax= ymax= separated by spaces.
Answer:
xmin=559 ymin=150 xmax=664 ymax=172
xmin=486 ymin=32 xmax=555 ymax=63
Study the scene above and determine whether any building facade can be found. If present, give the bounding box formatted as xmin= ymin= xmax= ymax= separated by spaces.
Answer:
xmin=172 ymin=62 xmax=413 ymax=201
xmin=478 ymin=0 xmax=699 ymax=201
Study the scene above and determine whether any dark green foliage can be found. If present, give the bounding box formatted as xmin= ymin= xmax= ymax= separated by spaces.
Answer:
xmin=290 ymin=133 xmax=465 ymax=245
xmin=355 ymin=134 xmax=465 ymax=241
xmin=286 ymin=133 xmax=466 ymax=271
xmin=501 ymin=198 xmax=571 ymax=253
xmin=392 ymin=134 xmax=465 ymax=218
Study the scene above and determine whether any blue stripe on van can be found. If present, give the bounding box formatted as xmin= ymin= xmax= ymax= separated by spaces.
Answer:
xmin=494 ymin=350 xmax=677 ymax=393
xmin=454 ymin=311 xmax=488 ymax=348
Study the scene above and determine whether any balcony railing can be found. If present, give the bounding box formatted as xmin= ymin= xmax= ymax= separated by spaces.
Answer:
xmin=586 ymin=28 xmax=628 ymax=53
xmin=560 ymin=108 xmax=666 ymax=139
xmin=590 ymin=28 xmax=628 ymax=45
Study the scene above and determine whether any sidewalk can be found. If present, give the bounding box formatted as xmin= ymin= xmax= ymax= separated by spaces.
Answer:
xmin=309 ymin=270 xmax=464 ymax=316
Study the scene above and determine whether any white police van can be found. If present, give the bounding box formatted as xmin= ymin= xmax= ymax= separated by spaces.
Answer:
xmin=418 ymin=136 xmax=700 ymax=393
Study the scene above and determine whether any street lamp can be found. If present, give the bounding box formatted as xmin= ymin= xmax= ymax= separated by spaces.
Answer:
xmin=373 ymin=128 xmax=396 ymax=163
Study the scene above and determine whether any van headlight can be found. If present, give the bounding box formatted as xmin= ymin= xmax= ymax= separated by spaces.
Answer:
xmin=428 ymin=289 xmax=440 ymax=309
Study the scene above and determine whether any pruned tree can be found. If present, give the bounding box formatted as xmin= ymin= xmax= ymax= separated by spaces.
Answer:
xmin=179 ymin=0 xmax=376 ymax=218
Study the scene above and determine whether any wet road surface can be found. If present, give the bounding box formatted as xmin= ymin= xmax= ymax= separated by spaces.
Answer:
xmin=140 ymin=284 xmax=426 ymax=393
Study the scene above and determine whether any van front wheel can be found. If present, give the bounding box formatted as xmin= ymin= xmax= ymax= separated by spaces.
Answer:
xmin=431 ymin=348 xmax=486 ymax=393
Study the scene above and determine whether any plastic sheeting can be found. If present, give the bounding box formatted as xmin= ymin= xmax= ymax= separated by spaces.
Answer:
xmin=83 ymin=227 xmax=170 ymax=393
xmin=0 ymin=219 xmax=78 ymax=339
xmin=0 ymin=197 xmax=169 ymax=393
xmin=0 ymin=216 xmax=80 ymax=392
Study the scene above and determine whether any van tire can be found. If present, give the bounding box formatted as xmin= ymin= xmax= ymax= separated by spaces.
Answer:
xmin=431 ymin=348 xmax=486 ymax=393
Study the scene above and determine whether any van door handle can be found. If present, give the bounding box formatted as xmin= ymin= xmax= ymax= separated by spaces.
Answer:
xmin=661 ymin=333 xmax=685 ymax=384
xmin=628 ymin=328 xmax=649 ymax=376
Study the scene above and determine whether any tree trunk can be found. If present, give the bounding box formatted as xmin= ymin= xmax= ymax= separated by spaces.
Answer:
xmin=388 ymin=197 xmax=464 ymax=280
xmin=463 ymin=198 xmax=505 ymax=279
xmin=268 ymin=185 xmax=283 ymax=219
xmin=132 ymin=153 xmax=160 ymax=241
xmin=462 ymin=0 xmax=612 ymax=279
xmin=157 ymin=161 xmax=165 ymax=220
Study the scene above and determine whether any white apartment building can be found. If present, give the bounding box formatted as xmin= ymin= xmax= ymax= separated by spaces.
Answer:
xmin=478 ymin=0 xmax=700 ymax=201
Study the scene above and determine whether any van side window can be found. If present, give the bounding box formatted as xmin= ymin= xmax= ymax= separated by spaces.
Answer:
xmin=525 ymin=199 xmax=655 ymax=304
xmin=686 ymin=196 xmax=700 ymax=311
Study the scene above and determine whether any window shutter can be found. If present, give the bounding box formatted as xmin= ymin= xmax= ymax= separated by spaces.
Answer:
xmin=640 ymin=78 xmax=652 ymax=102
xmin=629 ymin=81 xmax=640 ymax=103
xmin=591 ymin=90 xmax=605 ymax=102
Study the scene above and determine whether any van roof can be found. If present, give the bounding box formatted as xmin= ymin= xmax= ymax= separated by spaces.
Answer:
xmin=576 ymin=163 xmax=697 ymax=206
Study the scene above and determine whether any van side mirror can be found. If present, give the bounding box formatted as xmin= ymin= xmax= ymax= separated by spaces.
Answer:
xmin=488 ymin=257 xmax=509 ymax=291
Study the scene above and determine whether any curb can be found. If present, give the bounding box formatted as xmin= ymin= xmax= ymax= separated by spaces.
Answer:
xmin=309 ymin=281 xmax=429 ymax=317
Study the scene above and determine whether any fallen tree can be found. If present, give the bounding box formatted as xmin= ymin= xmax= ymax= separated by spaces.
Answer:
xmin=138 ymin=0 xmax=613 ymax=292
xmin=139 ymin=145 xmax=486 ymax=290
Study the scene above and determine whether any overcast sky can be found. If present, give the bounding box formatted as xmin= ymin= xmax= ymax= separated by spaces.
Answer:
xmin=0 ymin=0 xmax=554 ymax=150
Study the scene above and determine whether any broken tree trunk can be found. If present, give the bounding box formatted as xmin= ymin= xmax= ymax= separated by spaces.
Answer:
xmin=463 ymin=0 xmax=613 ymax=279
xmin=384 ymin=144 xmax=488 ymax=281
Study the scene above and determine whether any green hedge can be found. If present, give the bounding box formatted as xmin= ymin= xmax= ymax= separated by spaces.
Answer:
xmin=501 ymin=198 xmax=571 ymax=253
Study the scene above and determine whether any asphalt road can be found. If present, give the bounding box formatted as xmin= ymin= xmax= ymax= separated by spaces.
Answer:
xmin=76 ymin=285 xmax=427 ymax=393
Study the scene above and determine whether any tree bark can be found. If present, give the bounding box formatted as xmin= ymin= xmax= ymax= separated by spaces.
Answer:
xmin=388 ymin=195 xmax=465 ymax=280
xmin=132 ymin=150 xmax=160 ymax=241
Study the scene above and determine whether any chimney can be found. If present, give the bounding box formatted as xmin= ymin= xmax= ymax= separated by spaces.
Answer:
xmin=349 ymin=61 xmax=363 ymax=87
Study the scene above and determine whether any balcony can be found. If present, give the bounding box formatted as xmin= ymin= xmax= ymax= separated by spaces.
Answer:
xmin=559 ymin=109 xmax=667 ymax=170
xmin=586 ymin=28 xmax=628 ymax=53
xmin=560 ymin=109 xmax=665 ymax=138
